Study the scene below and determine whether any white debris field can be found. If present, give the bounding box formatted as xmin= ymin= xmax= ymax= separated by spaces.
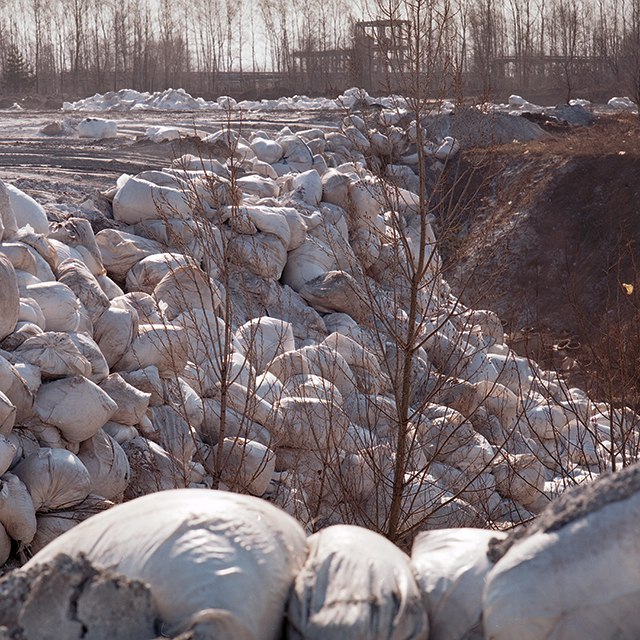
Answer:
xmin=0 ymin=88 xmax=638 ymax=639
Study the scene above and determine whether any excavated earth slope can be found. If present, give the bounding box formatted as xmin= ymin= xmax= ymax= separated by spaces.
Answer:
xmin=442 ymin=114 xmax=640 ymax=397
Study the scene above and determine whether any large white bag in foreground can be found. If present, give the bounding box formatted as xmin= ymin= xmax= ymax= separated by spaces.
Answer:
xmin=411 ymin=528 xmax=507 ymax=640
xmin=483 ymin=465 xmax=640 ymax=640
xmin=24 ymin=489 xmax=308 ymax=639
xmin=287 ymin=524 xmax=429 ymax=640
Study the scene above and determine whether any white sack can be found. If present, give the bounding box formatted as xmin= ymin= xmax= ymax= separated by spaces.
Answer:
xmin=484 ymin=468 xmax=640 ymax=640
xmin=99 ymin=373 xmax=151 ymax=426
xmin=93 ymin=304 xmax=139 ymax=369
xmin=67 ymin=332 xmax=110 ymax=383
xmin=112 ymin=175 xmax=192 ymax=225
xmin=234 ymin=317 xmax=296 ymax=373
xmin=95 ymin=229 xmax=165 ymax=281
xmin=0 ymin=179 xmax=18 ymax=240
xmin=15 ymin=332 xmax=92 ymax=379
xmin=77 ymin=117 xmax=118 ymax=139
xmin=153 ymin=264 xmax=223 ymax=320
xmin=276 ymin=396 xmax=349 ymax=450
xmin=56 ymin=258 xmax=110 ymax=323
xmin=25 ymin=489 xmax=308 ymax=639
xmin=13 ymin=447 xmax=91 ymax=512
xmin=217 ymin=436 xmax=276 ymax=496
xmin=113 ymin=323 xmax=188 ymax=376
xmin=288 ymin=524 xmax=429 ymax=640
xmin=78 ymin=429 xmax=130 ymax=500
xmin=0 ymin=254 xmax=20 ymax=341
xmin=24 ymin=281 xmax=81 ymax=332
xmin=5 ymin=183 xmax=49 ymax=235
xmin=0 ymin=472 xmax=37 ymax=543
xmin=411 ymin=528 xmax=507 ymax=640
xmin=34 ymin=375 xmax=117 ymax=442
xmin=125 ymin=252 xmax=196 ymax=294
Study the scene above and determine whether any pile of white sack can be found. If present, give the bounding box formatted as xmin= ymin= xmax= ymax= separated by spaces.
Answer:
xmin=15 ymin=471 xmax=640 ymax=640
xmin=0 ymin=104 xmax=633 ymax=574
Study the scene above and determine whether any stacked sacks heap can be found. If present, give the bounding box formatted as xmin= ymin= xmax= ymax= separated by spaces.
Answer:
xmin=0 ymin=104 xmax=630 ymax=568
xmin=16 ymin=467 xmax=640 ymax=640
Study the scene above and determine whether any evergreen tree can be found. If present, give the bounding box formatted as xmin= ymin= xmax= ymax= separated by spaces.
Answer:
xmin=2 ymin=44 xmax=35 ymax=93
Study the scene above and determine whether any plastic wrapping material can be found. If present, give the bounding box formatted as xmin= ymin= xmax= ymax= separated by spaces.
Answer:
xmin=25 ymin=489 xmax=308 ymax=638
xmin=99 ymin=373 xmax=150 ymax=426
xmin=0 ymin=472 xmax=37 ymax=543
xmin=235 ymin=317 xmax=296 ymax=373
xmin=34 ymin=375 xmax=117 ymax=443
xmin=95 ymin=229 xmax=165 ymax=281
xmin=15 ymin=332 xmax=92 ymax=379
xmin=216 ymin=436 xmax=276 ymax=496
xmin=13 ymin=448 xmax=91 ymax=512
xmin=78 ymin=430 xmax=130 ymax=500
xmin=411 ymin=528 xmax=507 ymax=640
xmin=288 ymin=524 xmax=428 ymax=640
xmin=24 ymin=281 xmax=81 ymax=333
xmin=93 ymin=304 xmax=139 ymax=369
xmin=56 ymin=258 xmax=110 ymax=323
xmin=112 ymin=174 xmax=192 ymax=224
xmin=0 ymin=254 xmax=20 ymax=341
xmin=113 ymin=323 xmax=188 ymax=376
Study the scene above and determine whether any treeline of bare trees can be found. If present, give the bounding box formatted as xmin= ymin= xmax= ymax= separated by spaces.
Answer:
xmin=0 ymin=0 xmax=639 ymax=102
xmin=0 ymin=0 xmax=356 ymax=98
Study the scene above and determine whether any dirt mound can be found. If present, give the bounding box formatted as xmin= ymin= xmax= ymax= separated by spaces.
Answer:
xmin=0 ymin=554 xmax=157 ymax=639
xmin=442 ymin=114 xmax=640 ymax=395
xmin=423 ymin=108 xmax=549 ymax=146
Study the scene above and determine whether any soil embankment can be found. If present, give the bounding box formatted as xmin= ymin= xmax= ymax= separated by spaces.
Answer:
xmin=442 ymin=114 xmax=640 ymax=396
